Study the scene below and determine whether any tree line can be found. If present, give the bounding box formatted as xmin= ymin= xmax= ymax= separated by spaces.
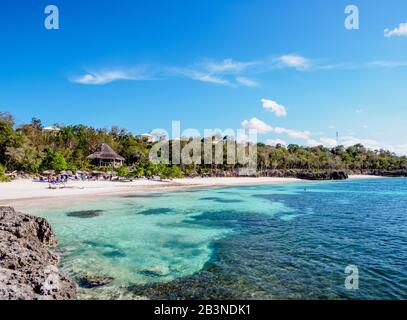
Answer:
xmin=1 ymin=112 xmax=406 ymax=181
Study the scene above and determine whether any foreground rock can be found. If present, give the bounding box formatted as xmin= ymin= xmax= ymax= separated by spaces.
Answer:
xmin=0 ymin=206 xmax=77 ymax=300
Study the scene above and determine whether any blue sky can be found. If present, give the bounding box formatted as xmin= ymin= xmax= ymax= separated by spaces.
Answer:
xmin=1 ymin=0 xmax=407 ymax=153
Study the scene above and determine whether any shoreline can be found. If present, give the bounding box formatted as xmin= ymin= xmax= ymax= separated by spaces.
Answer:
xmin=0 ymin=175 xmax=387 ymax=209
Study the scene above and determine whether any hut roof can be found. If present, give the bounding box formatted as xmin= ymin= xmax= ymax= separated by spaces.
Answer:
xmin=87 ymin=143 xmax=125 ymax=161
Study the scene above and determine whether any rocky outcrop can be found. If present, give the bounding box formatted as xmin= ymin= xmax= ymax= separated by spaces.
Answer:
xmin=294 ymin=170 xmax=348 ymax=180
xmin=360 ymin=170 xmax=407 ymax=177
xmin=0 ymin=207 xmax=77 ymax=300
xmin=196 ymin=169 xmax=350 ymax=180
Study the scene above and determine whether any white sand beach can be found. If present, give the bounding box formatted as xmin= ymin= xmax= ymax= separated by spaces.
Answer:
xmin=348 ymin=174 xmax=386 ymax=180
xmin=0 ymin=175 xmax=383 ymax=207
xmin=0 ymin=177 xmax=302 ymax=205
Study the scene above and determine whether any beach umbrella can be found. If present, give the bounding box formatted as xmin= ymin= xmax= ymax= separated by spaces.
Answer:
xmin=43 ymin=170 xmax=55 ymax=175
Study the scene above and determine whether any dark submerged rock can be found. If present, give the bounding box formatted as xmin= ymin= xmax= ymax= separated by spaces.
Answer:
xmin=77 ymin=273 xmax=113 ymax=289
xmin=83 ymin=240 xmax=116 ymax=249
xmin=137 ymin=208 xmax=173 ymax=215
xmin=0 ymin=206 xmax=77 ymax=300
xmin=66 ymin=210 xmax=104 ymax=218
xmin=128 ymin=264 xmax=262 ymax=300
xmin=102 ymin=249 xmax=126 ymax=258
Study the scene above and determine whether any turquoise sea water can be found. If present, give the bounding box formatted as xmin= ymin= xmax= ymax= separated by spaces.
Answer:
xmin=29 ymin=178 xmax=407 ymax=299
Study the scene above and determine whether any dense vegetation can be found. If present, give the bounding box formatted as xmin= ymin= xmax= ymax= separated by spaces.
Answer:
xmin=0 ymin=112 xmax=406 ymax=180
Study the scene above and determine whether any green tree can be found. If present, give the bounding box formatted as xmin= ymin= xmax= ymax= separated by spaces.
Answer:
xmin=131 ymin=165 xmax=145 ymax=177
xmin=117 ymin=165 xmax=131 ymax=177
xmin=0 ymin=114 xmax=17 ymax=166
xmin=42 ymin=150 xmax=67 ymax=171
xmin=0 ymin=164 xmax=10 ymax=182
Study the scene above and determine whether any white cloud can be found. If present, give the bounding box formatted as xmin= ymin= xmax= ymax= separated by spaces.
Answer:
xmin=266 ymin=139 xmax=286 ymax=146
xmin=241 ymin=118 xmax=273 ymax=134
xmin=355 ymin=108 xmax=364 ymax=114
xmin=307 ymin=137 xmax=338 ymax=148
xmin=236 ymin=77 xmax=259 ymax=88
xmin=388 ymin=144 xmax=407 ymax=155
xmin=384 ymin=23 xmax=407 ymax=37
xmin=72 ymin=70 xmax=135 ymax=85
xmin=308 ymin=135 xmax=380 ymax=150
xmin=308 ymin=136 xmax=379 ymax=149
xmin=277 ymin=55 xmax=311 ymax=69
xmin=320 ymin=138 xmax=338 ymax=147
xmin=340 ymin=136 xmax=381 ymax=150
xmin=236 ymin=133 xmax=248 ymax=143
xmin=261 ymin=98 xmax=287 ymax=117
xmin=328 ymin=125 xmax=336 ymax=129
xmin=307 ymin=139 xmax=321 ymax=147
xmin=275 ymin=127 xmax=310 ymax=140
xmin=304 ymin=134 xmax=407 ymax=155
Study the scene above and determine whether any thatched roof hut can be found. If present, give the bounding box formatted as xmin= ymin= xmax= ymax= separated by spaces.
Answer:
xmin=87 ymin=143 xmax=125 ymax=167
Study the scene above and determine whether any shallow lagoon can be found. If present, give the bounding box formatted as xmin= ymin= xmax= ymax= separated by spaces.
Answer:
xmin=30 ymin=178 xmax=407 ymax=299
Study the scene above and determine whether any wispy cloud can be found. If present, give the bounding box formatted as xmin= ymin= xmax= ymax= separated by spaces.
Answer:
xmin=203 ymin=58 xmax=259 ymax=74
xmin=235 ymin=76 xmax=259 ymax=88
xmin=70 ymin=52 xmax=407 ymax=87
xmin=71 ymin=67 xmax=154 ymax=85
xmin=71 ymin=70 xmax=134 ymax=85
xmin=168 ymin=67 xmax=231 ymax=86
xmin=384 ymin=23 xmax=407 ymax=37
xmin=368 ymin=60 xmax=407 ymax=68
xmin=169 ymin=58 xmax=260 ymax=87
xmin=191 ymin=73 xmax=232 ymax=86
xmin=261 ymin=98 xmax=287 ymax=117
xmin=276 ymin=54 xmax=311 ymax=70
xmin=70 ymin=54 xmax=315 ymax=87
